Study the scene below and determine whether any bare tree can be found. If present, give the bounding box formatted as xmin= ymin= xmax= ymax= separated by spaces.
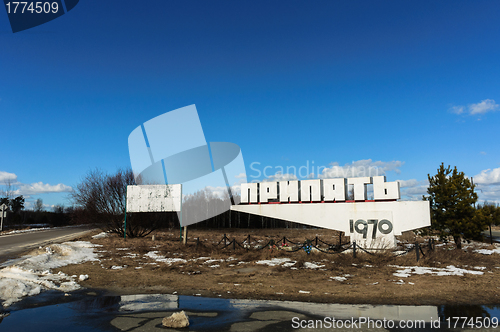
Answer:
xmin=34 ymin=198 xmax=44 ymax=212
xmin=70 ymin=168 xmax=166 ymax=237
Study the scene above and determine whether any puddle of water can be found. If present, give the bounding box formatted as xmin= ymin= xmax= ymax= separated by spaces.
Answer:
xmin=1 ymin=293 xmax=499 ymax=332
xmin=1 ymin=301 xmax=114 ymax=332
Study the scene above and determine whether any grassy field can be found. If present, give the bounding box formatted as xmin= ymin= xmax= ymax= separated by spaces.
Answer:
xmin=57 ymin=228 xmax=500 ymax=305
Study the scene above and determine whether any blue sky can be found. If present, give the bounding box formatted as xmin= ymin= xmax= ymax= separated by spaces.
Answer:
xmin=1 ymin=0 xmax=500 ymax=209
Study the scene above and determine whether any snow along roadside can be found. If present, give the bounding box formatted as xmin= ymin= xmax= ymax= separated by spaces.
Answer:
xmin=0 ymin=241 xmax=100 ymax=307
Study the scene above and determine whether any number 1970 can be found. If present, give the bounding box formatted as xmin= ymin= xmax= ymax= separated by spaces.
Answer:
xmin=349 ymin=219 xmax=393 ymax=239
xmin=5 ymin=2 xmax=59 ymax=14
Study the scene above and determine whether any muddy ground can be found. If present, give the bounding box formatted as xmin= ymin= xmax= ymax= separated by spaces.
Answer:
xmin=57 ymin=228 xmax=500 ymax=305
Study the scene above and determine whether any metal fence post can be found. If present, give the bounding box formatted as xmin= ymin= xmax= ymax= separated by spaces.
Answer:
xmin=416 ymin=242 xmax=420 ymax=262
xmin=353 ymin=241 xmax=356 ymax=258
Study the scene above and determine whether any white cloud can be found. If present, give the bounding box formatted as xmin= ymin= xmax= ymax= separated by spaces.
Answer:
xmin=1 ymin=171 xmax=73 ymax=196
xmin=0 ymin=171 xmax=17 ymax=183
xmin=476 ymin=185 xmax=500 ymax=205
xmin=397 ymin=179 xmax=419 ymax=188
xmin=473 ymin=168 xmax=500 ymax=185
xmin=318 ymin=160 xmax=403 ymax=179
xmin=450 ymin=99 xmax=499 ymax=116
xmin=15 ymin=182 xmax=73 ymax=195
xmin=469 ymin=99 xmax=499 ymax=115
xmin=262 ymin=172 xmax=298 ymax=182
xmin=397 ymin=179 xmax=429 ymax=201
xmin=449 ymin=105 xmax=464 ymax=114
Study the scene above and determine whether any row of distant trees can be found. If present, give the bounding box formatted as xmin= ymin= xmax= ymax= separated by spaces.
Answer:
xmin=0 ymin=195 xmax=75 ymax=227
xmin=2 ymin=164 xmax=499 ymax=246
xmin=0 ymin=180 xmax=82 ymax=227
xmin=68 ymin=168 xmax=305 ymax=237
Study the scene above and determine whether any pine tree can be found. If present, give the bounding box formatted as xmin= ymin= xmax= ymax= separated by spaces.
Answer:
xmin=424 ymin=163 xmax=483 ymax=249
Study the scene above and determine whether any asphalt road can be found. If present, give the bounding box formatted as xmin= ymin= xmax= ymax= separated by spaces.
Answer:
xmin=0 ymin=226 xmax=95 ymax=265
xmin=483 ymin=229 xmax=500 ymax=243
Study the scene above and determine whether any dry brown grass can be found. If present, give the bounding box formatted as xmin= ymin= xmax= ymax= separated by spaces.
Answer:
xmin=56 ymin=228 xmax=500 ymax=305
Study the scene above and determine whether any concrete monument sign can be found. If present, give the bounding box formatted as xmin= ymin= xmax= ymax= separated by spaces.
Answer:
xmin=232 ymin=176 xmax=430 ymax=249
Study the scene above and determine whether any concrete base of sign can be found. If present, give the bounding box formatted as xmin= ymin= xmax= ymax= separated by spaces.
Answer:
xmin=231 ymin=201 xmax=430 ymax=249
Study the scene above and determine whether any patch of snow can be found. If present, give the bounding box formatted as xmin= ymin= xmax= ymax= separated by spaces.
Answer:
xmin=79 ymin=274 xmax=89 ymax=281
xmin=392 ymin=265 xmax=484 ymax=278
xmin=282 ymin=261 xmax=296 ymax=268
xmin=475 ymin=248 xmax=500 ymax=255
xmin=298 ymin=290 xmax=310 ymax=294
xmin=144 ymin=251 xmax=187 ymax=265
xmin=203 ymin=259 xmax=224 ymax=265
xmin=303 ymin=262 xmax=325 ymax=269
xmin=0 ymin=241 xmax=99 ymax=307
xmin=92 ymin=232 xmax=109 ymax=239
xmin=330 ymin=276 xmax=347 ymax=282
xmin=255 ymin=258 xmax=293 ymax=267
xmin=124 ymin=253 xmax=138 ymax=258
xmin=193 ymin=257 xmax=211 ymax=261
xmin=1 ymin=227 xmax=52 ymax=236
xmin=111 ymin=265 xmax=126 ymax=270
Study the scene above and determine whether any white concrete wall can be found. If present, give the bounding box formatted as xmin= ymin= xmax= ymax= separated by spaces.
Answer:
xmin=231 ymin=200 xmax=430 ymax=249
xmin=126 ymin=184 xmax=181 ymax=212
